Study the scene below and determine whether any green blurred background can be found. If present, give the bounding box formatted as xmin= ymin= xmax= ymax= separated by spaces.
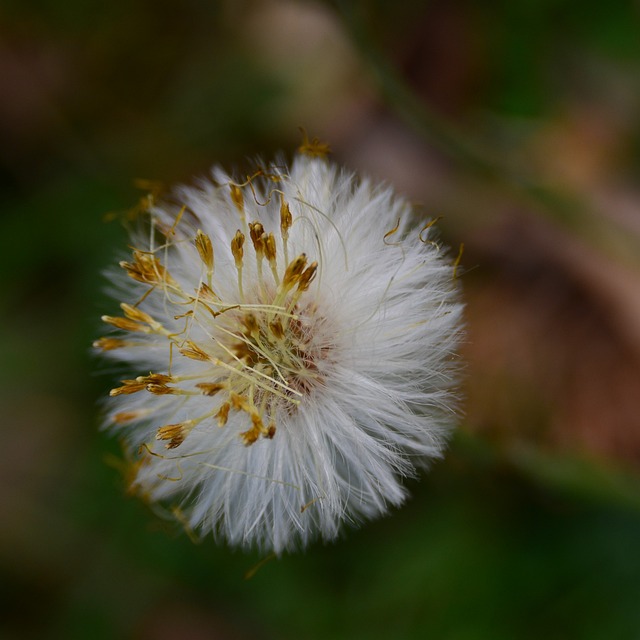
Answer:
xmin=3 ymin=0 xmax=640 ymax=638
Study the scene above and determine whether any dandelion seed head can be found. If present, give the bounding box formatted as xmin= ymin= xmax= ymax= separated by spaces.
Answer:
xmin=96 ymin=151 xmax=464 ymax=553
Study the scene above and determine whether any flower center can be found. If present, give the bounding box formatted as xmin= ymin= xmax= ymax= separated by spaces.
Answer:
xmin=233 ymin=301 xmax=322 ymax=399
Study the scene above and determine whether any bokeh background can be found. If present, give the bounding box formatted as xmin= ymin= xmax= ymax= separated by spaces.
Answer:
xmin=3 ymin=0 xmax=640 ymax=638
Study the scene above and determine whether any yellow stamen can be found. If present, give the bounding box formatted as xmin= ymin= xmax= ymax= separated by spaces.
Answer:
xmin=179 ymin=341 xmax=211 ymax=361
xmin=110 ymin=379 xmax=147 ymax=396
xmin=298 ymin=128 xmax=331 ymax=158
xmin=136 ymin=373 xmax=173 ymax=385
xmin=195 ymin=382 xmax=226 ymax=396
xmin=231 ymin=230 xmax=245 ymax=299
xmin=263 ymin=233 xmax=276 ymax=263
xmin=269 ymin=318 xmax=285 ymax=341
xmin=216 ymin=402 xmax=230 ymax=426
xmin=230 ymin=184 xmax=245 ymax=215
xmin=145 ymin=383 xmax=175 ymax=395
xmin=249 ymin=221 xmax=265 ymax=255
xmin=263 ymin=232 xmax=279 ymax=285
xmin=121 ymin=303 xmax=155 ymax=325
xmin=113 ymin=410 xmax=147 ymax=424
xmin=280 ymin=196 xmax=292 ymax=264
xmin=93 ymin=337 xmax=127 ymax=351
xmin=120 ymin=251 xmax=175 ymax=286
xmin=282 ymin=254 xmax=307 ymax=290
xmin=240 ymin=412 xmax=266 ymax=446
xmin=195 ymin=229 xmax=214 ymax=277
xmin=196 ymin=283 xmax=219 ymax=302
xmin=297 ymin=261 xmax=318 ymax=292
xmin=102 ymin=315 xmax=148 ymax=333
xmin=242 ymin=313 xmax=259 ymax=337
xmin=231 ymin=230 xmax=245 ymax=266
xmin=230 ymin=392 xmax=250 ymax=412
xmin=156 ymin=420 xmax=194 ymax=449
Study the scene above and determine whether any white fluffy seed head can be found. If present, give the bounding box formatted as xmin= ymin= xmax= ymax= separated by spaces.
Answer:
xmin=96 ymin=152 xmax=464 ymax=554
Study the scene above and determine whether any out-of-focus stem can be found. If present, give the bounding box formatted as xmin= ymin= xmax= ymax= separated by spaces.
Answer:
xmin=332 ymin=0 xmax=640 ymax=266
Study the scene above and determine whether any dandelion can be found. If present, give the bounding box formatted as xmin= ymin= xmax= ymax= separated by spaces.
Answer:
xmin=95 ymin=148 xmax=464 ymax=554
